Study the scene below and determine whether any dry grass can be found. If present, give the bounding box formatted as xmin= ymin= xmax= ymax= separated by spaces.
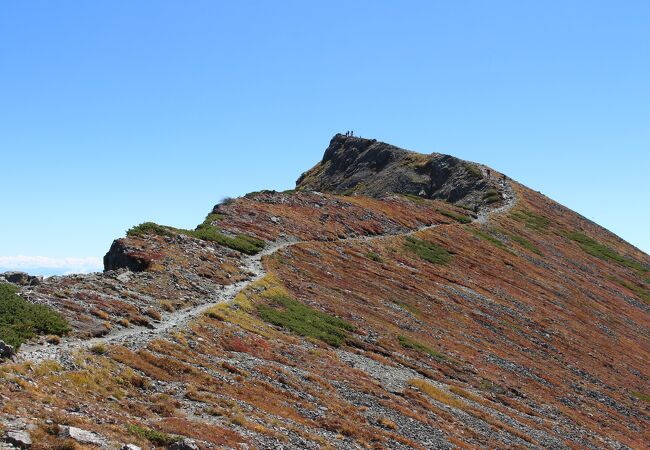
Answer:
xmin=409 ymin=379 xmax=465 ymax=409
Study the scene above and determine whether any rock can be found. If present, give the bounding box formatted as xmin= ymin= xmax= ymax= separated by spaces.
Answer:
xmin=4 ymin=430 xmax=31 ymax=449
xmin=116 ymin=271 xmax=132 ymax=283
xmin=295 ymin=134 xmax=500 ymax=209
xmin=121 ymin=445 xmax=142 ymax=450
xmin=168 ymin=438 xmax=199 ymax=450
xmin=58 ymin=426 xmax=105 ymax=446
xmin=0 ymin=340 xmax=15 ymax=359
xmin=1 ymin=272 xmax=41 ymax=286
xmin=103 ymin=239 xmax=159 ymax=272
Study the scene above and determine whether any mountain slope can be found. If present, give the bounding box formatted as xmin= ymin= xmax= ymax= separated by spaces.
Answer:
xmin=1 ymin=136 xmax=648 ymax=449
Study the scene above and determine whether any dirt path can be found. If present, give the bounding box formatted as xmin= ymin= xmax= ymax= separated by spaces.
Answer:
xmin=18 ymin=176 xmax=517 ymax=363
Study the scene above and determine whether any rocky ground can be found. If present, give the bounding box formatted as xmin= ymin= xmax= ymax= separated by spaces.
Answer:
xmin=1 ymin=137 xmax=648 ymax=449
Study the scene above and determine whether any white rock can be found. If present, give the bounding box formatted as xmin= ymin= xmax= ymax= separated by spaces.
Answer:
xmin=5 ymin=430 xmax=32 ymax=449
xmin=58 ymin=426 xmax=105 ymax=446
xmin=121 ymin=445 xmax=142 ymax=450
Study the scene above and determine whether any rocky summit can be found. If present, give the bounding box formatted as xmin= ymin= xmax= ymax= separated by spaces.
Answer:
xmin=296 ymin=134 xmax=504 ymax=210
xmin=0 ymin=136 xmax=648 ymax=449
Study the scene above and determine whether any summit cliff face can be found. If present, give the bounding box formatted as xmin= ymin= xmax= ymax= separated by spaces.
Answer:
xmin=297 ymin=134 xmax=503 ymax=209
xmin=1 ymin=136 xmax=649 ymax=449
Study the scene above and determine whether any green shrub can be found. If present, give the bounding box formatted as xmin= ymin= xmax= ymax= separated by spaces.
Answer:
xmin=611 ymin=277 xmax=650 ymax=304
xmin=196 ymin=213 xmax=225 ymax=228
xmin=566 ymin=232 xmax=646 ymax=273
xmin=510 ymin=210 xmax=550 ymax=231
xmin=187 ymin=227 xmax=265 ymax=255
xmin=398 ymin=335 xmax=446 ymax=361
xmin=632 ymin=391 xmax=650 ymax=403
xmin=463 ymin=163 xmax=483 ymax=179
xmin=258 ymin=294 xmax=353 ymax=347
xmin=126 ymin=424 xmax=179 ymax=446
xmin=438 ymin=209 xmax=472 ymax=224
xmin=90 ymin=343 xmax=107 ymax=355
xmin=482 ymin=189 xmax=500 ymax=204
xmin=244 ymin=189 xmax=276 ymax=198
xmin=126 ymin=222 xmax=173 ymax=237
xmin=125 ymin=219 xmax=265 ymax=255
xmin=467 ymin=227 xmax=507 ymax=250
xmin=0 ymin=283 xmax=70 ymax=349
xmin=366 ymin=252 xmax=383 ymax=262
xmin=392 ymin=300 xmax=420 ymax=317
xmin=499 ymin=230 xmax=542 ymax=255
xmin=401 ymin=193 xmax=427 ymax=204
xmin=404 ymin=237 xmax=452 ymax=265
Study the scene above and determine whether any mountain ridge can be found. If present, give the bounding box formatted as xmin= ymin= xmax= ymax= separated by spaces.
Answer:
xmin=0 ymin=136 xmax=648 ymax=449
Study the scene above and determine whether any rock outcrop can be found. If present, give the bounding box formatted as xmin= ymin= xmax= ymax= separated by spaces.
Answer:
xmin=0 ymin=340 xmax=15 ymax=360
xmin=0 ymin=271 xmax=41 ymax=286
xmin=103 ymin=239 xmax=159 ymax=272
xmin=296 ymin=134 xmax=503 ymax=209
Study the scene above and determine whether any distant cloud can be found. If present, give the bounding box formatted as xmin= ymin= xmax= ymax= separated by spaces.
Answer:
xmin=0 ymin=255 xmax=102 ymax=275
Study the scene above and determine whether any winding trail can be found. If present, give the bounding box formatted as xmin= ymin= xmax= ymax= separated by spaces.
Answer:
xmin=18 ymin=174 xmax=517 ymax=364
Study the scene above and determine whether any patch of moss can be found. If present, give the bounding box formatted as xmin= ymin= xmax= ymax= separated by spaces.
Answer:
xmin=392 ymin=300 xmax=420 ymax=317
xmin=566 ymin=232 xmax=646 ymax=273
xmin=258 ymin=294 xmax=354 ymax=347
xmin=126 ymin=219 xmax=265 ymax=255
xmin=482 ymin=189 xmax=500 ymax=204
xmin=467 ymin=227 xmax=507 ymax=250
xmin=632 ymin=391 xmax=650 ymax=403
xmin=127 ymin=424 xmax=179 ymax=446
xmin=464 ymin=163 xmax=483 ymax=179
xmin=399 ymin=335 xmax=446 ymax=361
xmin=341 ymin=182 xmax=365 ymax=196
xmin=127 ymin=222 xmax=173 ymax=237
xmin=510 ymin=210 xmax=550 ymax=231
xmin=401 ymin=193 xmax=427 ymax=204
xmin=366 ymin=252 xmax=383 ymax=263
xmin=611 ymin=277 xmax=650 ymax=304
xmin=498 ymin=229 xmax=542 ymax=255
xmin=438 ymin=209 xmax=472 ymax=224
xmin=244 ymin=189 xmax=276 ymax=198
xmin=404 ymin=237 xmax=452 ymax=265
xmin=187 ymin=227 xmax=265 ymax=255
xmin=0 ymin=283 xmax=70 ymax=349
xmin=197 ymin=213 xmax=225 ymax=228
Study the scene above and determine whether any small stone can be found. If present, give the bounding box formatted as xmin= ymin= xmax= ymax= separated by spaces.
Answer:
xmin=5 ymin=430 xmax=32 ymax=449
xmin=121 ymin=445 xmax=142 ymax=450
xmin=168 ymin=438 xmax=199 ymax=450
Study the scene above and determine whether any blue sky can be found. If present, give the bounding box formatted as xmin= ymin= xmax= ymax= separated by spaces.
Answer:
xmin=1 ymin=1 xmax=648 ymax=275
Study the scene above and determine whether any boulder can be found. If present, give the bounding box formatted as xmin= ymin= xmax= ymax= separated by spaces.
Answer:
xmin=58 ymin=426 xmax=105 ymax=446
xmin=168 ymin=438 xmax=199 ymax=450
xmin=103 ymin=239 xmax=159 ymax=272
xmin=0 ymin=272 xmax=41 ymax=286
xmin=2 ymin=272 xmax=29 ymax=285
xmin=0 ymin=340 xmax=15 ymax=359
xmin=4 ymin=430 xmax=32 ymax=448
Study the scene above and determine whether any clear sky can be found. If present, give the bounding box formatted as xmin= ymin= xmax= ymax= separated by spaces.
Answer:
xmin=1 ymin=1 xmax=648 ymax=275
